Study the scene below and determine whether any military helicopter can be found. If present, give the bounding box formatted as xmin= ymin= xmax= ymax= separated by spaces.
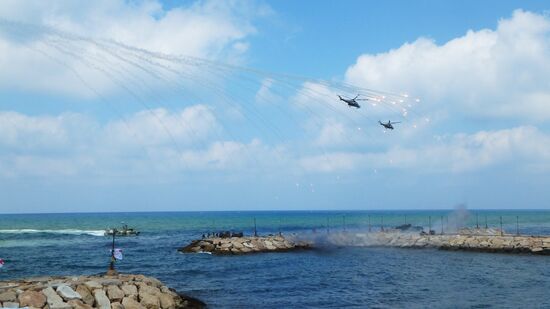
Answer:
xmin=379 ymin=120 xmax=401 ymax=130
xmin=337 ymin=94 xmax=367 ymax=108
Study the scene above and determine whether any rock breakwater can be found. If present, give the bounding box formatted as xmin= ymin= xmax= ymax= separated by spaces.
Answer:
xmin=327 ymin=231 xmax=550 ymax=255
xmin=179 ymin=235 xmax=311 ymax=255
xmin=0 ymin=274 xmax=205 ymax=309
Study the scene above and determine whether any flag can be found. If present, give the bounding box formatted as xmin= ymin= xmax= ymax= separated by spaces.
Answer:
xmin=0 ymin=258 xmax=4 ymax=268
xmin=111 ymin=249 xmax=123 ymax=260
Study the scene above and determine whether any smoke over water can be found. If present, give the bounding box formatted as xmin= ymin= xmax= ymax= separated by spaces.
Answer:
xmin=437 ymin=204 xmax=470 ymax=234
xmin=289 ymin=205 xmax=482 ymax=248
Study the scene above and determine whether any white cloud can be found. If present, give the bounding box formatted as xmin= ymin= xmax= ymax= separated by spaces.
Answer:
xmin=0 ymin=0 xmax=268 ymax=97
xmin=300 ymin=126 xmax=550 ymax=173
xmin=103 ymin=105 xmax=220 ymax=148
xmin=0 ymin=111 xmax=97 ymax=151
xmin=345 ymin=10 xmax=550 ymax=121
xmin=0 ymin=106 xmax=293 ymax=178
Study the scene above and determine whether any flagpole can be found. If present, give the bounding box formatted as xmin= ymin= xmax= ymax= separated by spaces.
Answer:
xmin=108 ymin=228 xmax=117 ymax=275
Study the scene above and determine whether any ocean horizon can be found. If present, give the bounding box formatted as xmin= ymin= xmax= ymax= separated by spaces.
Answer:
xmin=1 ymin=210 xmax=550 ymax=307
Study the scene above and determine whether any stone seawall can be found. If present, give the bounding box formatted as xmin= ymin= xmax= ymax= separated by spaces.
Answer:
xmin=0 ymin=274 xmax=205 ymax=309
xmin=179 ymin=235 xmax=311 ymax=255
xmin=327 ymin=231 xmax=550 ymax=255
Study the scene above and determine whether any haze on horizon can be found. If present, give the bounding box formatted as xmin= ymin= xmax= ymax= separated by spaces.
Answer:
xmin=0 ymin=0 xmax=549 ymax=214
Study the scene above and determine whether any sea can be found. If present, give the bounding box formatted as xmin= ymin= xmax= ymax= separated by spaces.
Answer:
xmin=1 ymin=210 xmax=549 ymax=308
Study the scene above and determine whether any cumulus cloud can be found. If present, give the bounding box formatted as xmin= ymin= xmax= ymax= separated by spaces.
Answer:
xmin=103 ymin=105 xmax=220 ymax=148
xmin=0 ymin=104 xmax=298 ymax=179
xmin=345 ymin=10 xmax=550 ymax=121
xmin=300 ymin=126 xmax=550 ymax=173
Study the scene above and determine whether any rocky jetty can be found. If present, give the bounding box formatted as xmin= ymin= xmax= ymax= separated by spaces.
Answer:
xmin=179 ymin=235 xmax=311 ymax=255
xmin=327 ymin=230 xmax=550 ymax=255
xmin=0 ymin=274 xmax=205 ymax=309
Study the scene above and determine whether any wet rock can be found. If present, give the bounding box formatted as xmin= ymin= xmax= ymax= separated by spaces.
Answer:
xmin=18 ymin=290 xmax=47 ymax=308
xmin=2 ymin=301 xmax=19 ymax=308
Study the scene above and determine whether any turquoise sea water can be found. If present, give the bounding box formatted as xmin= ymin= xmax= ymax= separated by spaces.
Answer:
xmin=1 ymin=210 xmax=550 ymax=308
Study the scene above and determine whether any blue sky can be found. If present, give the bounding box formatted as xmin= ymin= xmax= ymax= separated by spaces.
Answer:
xmin=0 ymin=0 xmax=549 ymax=213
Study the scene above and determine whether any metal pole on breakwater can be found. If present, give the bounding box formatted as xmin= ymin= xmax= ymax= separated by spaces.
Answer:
xmin=476 ymin=213 xmax=479 ymax=229
xmin=108 ymin=228 xmax=117 ymax=275
xmin=368 ymin=215 xmax=371 ymax=232
xmin=500 ymin=216 xmax=503 ymax=236
xmin=254 ymin=217 xmax=257 ymax=237
xmin=516 ymin=216 xmax=519 ymax=236
xmin=381 ymin=216 xmax=384 ymax=232
xmin=440 ymin=216 xmax=444 ymax=235
xmin=343 ymin=215 xmax=346 ymax=232
xmin=429 ymin=216 xmax=431 ymax=234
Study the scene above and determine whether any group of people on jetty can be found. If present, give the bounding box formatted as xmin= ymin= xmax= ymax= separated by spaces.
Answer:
xmin=202 ymin=231 xmax=244 ymax=239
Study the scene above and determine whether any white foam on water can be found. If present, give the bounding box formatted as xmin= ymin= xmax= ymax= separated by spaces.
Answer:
xmin=0 ymin=229 xmax=105 ymax=236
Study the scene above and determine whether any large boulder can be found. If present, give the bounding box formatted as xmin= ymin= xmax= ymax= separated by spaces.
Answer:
xmin=121 ymin=284 xmax=138 ymax=297
xmin=96 ymin=279 xmax=122 ymax=286
xmin=42 ymin=287 xmax=72 ymax=309
xmin=2 ymin=302 xmax=19 ymax=308
xmin=93 ymin=289 xmax=111 ymax=309
xmin=68 ymin=299 xmax=94 ymax=309
xmin=18 ymin=290 xmax=46 ymax=308
xmin=106 ymin=285 xmax=125 ymax=302
xmin=138 ymin=284 xmax=161 ymax=297
xmin=76 ymin=285 xmax=94 ymax=306
xmin=56 ymin=284 xmax=82 ymax=301
xmin=0 ymin=291 xmax=17 ymax=302
xmin=139 ymin=292 xmax=160 ymax=309
xmin=83 ymin=281 xmax=102 ymax=290
xmin=158 ymin=293 xmax=176 ymax=309
xmin=122 ymin=296 xmax=146 ymax=309
xmin=141 ymin=277 xmax=162 ymax=288
xmin=111 ymin=301 xmax=124 ymax=309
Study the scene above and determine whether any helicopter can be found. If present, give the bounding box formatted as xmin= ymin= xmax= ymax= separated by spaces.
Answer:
xmin=337 ymin=94 xmax=367 ymax=108
xmin=379 ymin=120 xmax=401 ymax=130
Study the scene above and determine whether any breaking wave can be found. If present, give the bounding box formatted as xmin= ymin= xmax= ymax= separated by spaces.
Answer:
xmin=0 ymin=229 xmax=105 ymax=236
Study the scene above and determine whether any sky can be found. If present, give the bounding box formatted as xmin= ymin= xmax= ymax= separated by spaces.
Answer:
xmin=0 ymin=0 xmax=549 ymax=213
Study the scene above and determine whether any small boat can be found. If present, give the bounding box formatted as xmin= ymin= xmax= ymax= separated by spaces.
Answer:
xmin=104 ymin=224 xmax=140 ymax=236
